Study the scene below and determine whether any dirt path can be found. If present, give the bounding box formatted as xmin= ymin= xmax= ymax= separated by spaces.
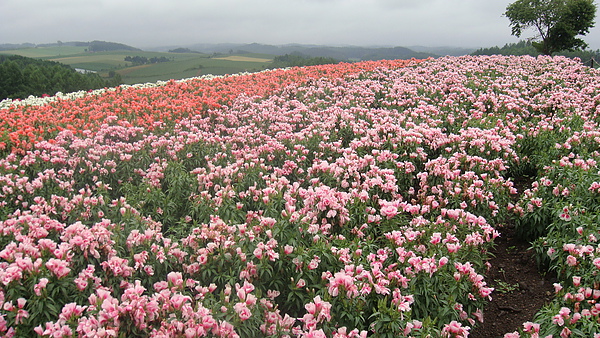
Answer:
xmin=470 ymin=224 xmax=556 ymax=337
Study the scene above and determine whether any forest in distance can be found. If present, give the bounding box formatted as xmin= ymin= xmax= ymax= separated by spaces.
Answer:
xmin=0 ymin=55 xmax=122 ymax=101
xmin=2 ymin=39 xmax=600 ymax=101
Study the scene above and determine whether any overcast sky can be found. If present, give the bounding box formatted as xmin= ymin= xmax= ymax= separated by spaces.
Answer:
xmin=3 ymin=0 xmax=600 ymax=50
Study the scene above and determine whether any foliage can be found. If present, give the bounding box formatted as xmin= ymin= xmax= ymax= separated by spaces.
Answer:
xmin=2 ymin=55 xmax=600 ymax=336
xmin=0 ymin=55 xmax=122 ymax=100
xmin=469 ymin=40 xmax=600 ymax=61
xmin=168 ymin=48 xmax=201 ymax=54
xmin=87 ymin=40 xmax=140 ymax=52
xmin=0 ymin=47 xmax=275 ymax=86
xmin=472 ymin=40 xmax=542 ymax=56
xmin=504 ymin=0 xmax=597 ymax=55
xmin=124 ymin=55 xmax=170 ymax=65
xmin=267 ymin=53 xmax=340 ymax=69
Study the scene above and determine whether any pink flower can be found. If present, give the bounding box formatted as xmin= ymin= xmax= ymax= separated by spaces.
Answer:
xmin=34 ymin=322 xmax=73 ymax=337
xmin=473 ymin=308 xmax=484 ymax=323
xmin=559 ymin=212 xmax=571 ymax=221
xmin=308 ymin=256 xmax=320 ymax=270
xmin=167 ymin=271 xmax=184 ymax=289
xmin=570 ymin=312 xmax=581 ymax=324
xmin=554 ymin=283 xmax=563 ymax=293
xmin=304 ymin=329 xmax=327 ymax=338
xmin=59 ymin=302 xmax=87 ymax=322
xmin=267 ymin=290 xmax=280 ymax=299
xmin=133 ymin=251 xmax=149 ymax=269
xmin=327 ymin=271 xmax=358 ymax=298
xmin=553 ymin=315 xmax=565 ymax=326
xmin=14 ymin=298 xmax=29 ymax=324
xmin=304 ymin=296 xmax=332 ymax=323
xmin=442 ymin=320 xmax=470 ymax=337
xmin=234 ymin=302 xmax=252 ymax=321
xmin=45 ymin=258 xmax=71 ymax=278
xmin=558 ymin=307 xmax=571 ymax=318
xmin=101 ymin=256 xmax=133 ymax=277
xmin=253 ymin=247 xmax=263 ymax=260
xmin=503 ymin=333 xmax=520 ymax=338
xmin=560 ymin=327 xmax=571 ymax=338
xmin=170 ymin=294 xmax=191 ymax=310
xmin=430 ymin=232 xmax=442 ymax=244
xmin=446 ymin=242 xmax=461 ymax=253
xmin=34 ymin=277 xmax=49 ymax=296
xmin=379 ymin=200 xmax=399 ymax=219
xmin=523 ymin=321 xmax=540 ymax=333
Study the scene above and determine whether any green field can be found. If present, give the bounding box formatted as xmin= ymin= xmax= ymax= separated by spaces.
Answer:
xmin=111 ymin=52 xmax=274 ymax=84
xmin=0 ymin=46 xmax=88 ymax=58
xmin=0 ymin=47 xmax=275 ymax=85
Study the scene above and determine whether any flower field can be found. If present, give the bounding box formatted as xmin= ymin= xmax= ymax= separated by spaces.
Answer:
xmin=0 ymin=55 xmax=599 ymax=337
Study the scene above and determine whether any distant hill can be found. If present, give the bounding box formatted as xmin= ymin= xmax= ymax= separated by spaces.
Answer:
xmin=168 ymin=47 xmax=202 ymax=54
xmin=408 ymin=46 xmax=476 ymax=56
xmin=87 ymin=41 xmax=141 ymax=52
xmin=0 ymin=40 xmax=141 ymax=53
xmin=0 ymin=43 xmax=36 ymax=51
xmin=2 ymin=41 xmax=446 ymax=61
xmin=169 ymin=43 xmax=438 ymax=61
xmin=359 ymin=46 xmax=434 ymax=61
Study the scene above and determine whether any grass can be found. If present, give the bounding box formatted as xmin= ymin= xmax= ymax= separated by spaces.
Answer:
xmin=214 ymin=55 xmax=273 ymax=62
xmin=114 ymin=53 xmax=273 ymax=84
xmin=493 ymin=280 xmax=521 ymax=294
xmin=0 ymin=46 xmax=88 ymax=58
xmin=0 ymin=47 xmax=275 ymax=85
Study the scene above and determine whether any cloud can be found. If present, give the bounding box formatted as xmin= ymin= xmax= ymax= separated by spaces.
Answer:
xmin=1 ymin=0 xmax=598 ymax=49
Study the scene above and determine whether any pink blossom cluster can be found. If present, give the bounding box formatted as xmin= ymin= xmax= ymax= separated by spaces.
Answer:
xmin=500 ymin=57 xmax=600 ymax=336
xmin=0 ymin=55 xmax=600 ymax=336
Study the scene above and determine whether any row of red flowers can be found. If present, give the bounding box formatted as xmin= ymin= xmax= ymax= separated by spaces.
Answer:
xmin=0 ymin=60 xmax=419 ymax=155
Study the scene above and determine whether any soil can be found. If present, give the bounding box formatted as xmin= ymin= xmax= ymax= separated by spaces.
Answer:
xmin=469 ymin=224 xmax=557 ymax=337
xmin=470 ymin=175 xmax=557 ymax=337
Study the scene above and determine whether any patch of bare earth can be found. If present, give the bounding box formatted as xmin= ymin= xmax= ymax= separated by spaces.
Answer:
xmin=470 ymin=224 xmax=557 ymax=337
xmin=471 ymin=176 xmax=556 ymax=337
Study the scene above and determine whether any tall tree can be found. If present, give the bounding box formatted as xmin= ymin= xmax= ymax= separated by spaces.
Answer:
xmin=505 ymin=0 xmax=597 ymax=55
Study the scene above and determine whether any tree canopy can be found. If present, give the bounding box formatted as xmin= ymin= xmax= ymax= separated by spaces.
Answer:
xmin=505 ymin=0 xmax=597 ymax=55
xmin=0 ymin=55 xmax=122 ymax=101
xmin=266 ymin=53 xmax=340 ymax=69
xmin=472 ymin=40 xmax=600 ymax=61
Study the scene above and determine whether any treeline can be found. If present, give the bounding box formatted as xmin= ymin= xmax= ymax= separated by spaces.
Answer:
xmin=0 ymin=55 xmax=122 ymax=100
xmin=88 ymin=41 xmax=140 ymax=52
xmin=267 ymin=53 xmax=340 ymax=68
xmin=0 ymin=41 xmax=140 ymax=53
xmin=472 ymin=40 xmax=600 ymax=65
xmin=124 ymin=55 xmax=170 ymax=66
xmin=168 ymin=48 xmax=201 ymax=53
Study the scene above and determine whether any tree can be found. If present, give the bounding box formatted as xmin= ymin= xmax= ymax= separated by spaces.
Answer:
xmin=505 ymin=0 xmax=596 ymax=55
xmin=0 ymin=60 xmax=25 ymax=99
xmin=0 ymin=55 xmax=123 ymax=100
